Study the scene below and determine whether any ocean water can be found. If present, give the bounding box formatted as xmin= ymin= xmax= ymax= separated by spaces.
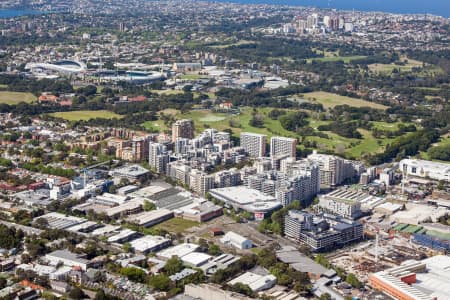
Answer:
xmin=0 ymin=9 xmax=42 ymax=18
xmin=212 ymin=0 xmax=450 ymax=18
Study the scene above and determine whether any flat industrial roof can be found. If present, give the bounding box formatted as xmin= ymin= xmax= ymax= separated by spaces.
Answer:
xmin=276 ymin=246 xmax=331 ymax=276
xmin=157 ymin=243 xmax=199 ymax=259
xmin=129 ymin=236 xmax=170 ymax=252
xmin=126 ymin=209 xmax=173 ymax=225
xmin=181 ymin=252 xmax=212 ymax=266
xmin=209 ymin=186 xmax=281 ymax=212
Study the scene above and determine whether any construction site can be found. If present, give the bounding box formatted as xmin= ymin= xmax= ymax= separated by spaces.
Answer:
xmin=327 ymin=229 xmax=436 ymax=283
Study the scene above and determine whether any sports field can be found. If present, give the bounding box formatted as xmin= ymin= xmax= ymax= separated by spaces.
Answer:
xmin=0 ymin=91 xmax=36 ymax=105
xmin=48 ymin=110 xmax=123 ymax=121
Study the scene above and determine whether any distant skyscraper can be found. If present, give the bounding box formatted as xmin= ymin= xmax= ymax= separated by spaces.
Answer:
xmin=270 ymin=136 xmax=297 ymax=158
xmin=172 ymin=119 xmax=194 ymax=142
xmin=240 ymin=132 xmax=267 ymax=158
xmin=119 ymin=22 xmax=125 ymax=32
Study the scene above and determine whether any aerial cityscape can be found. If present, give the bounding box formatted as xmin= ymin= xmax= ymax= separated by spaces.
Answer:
xmin=0 ymin=0 xmax=449 ymax=300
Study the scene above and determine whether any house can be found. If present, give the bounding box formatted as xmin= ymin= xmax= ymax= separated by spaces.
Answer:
xmin=38 ymin=93 xmax=58 ymax=103
xmin=50 ymin=281 xmax=70 ymax=294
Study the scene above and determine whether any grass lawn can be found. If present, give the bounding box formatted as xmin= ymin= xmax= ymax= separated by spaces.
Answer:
xmin=48 ymin=110 xmax=123 ymax=121
xmin=421 ymin=136 xmax=450 ymax=160
xmin=179 ymin=74 xmax=209 ymax=80
xmin=150 ymin=89 xmax=184 ymax=96
xmin=369 ymin=57 xmax=430 ymax=74
xmin=154 ymin=218 xmax=199 ymax=233
xmin=370 ymin=121 xmax=415 ymax=132
xmin=302 ymin=91 xmax=388 ymax=110
xmin=0 ymin=91 xmax=36 ymax=104
xmin=143 ymin=107 xmax=299 ymax=140
xmin=346 ymin=129 xmax=388 ymax=158
xmin=210 ymin=40 xmax=256 ymax=49
xmin=306 ymin=55 xmax=367 ymax=63
xmin=306 ymin=126 xmax=395 ymax=158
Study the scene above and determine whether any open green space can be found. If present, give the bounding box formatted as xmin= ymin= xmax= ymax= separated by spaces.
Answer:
xmin=0 ymin=91 xmax=36 ymax=105
xmin=368 ymin=57 xmax=444 ymax=75
xmin=306 ymin=55 xmax=367 ymax=63
xmin=153 ymin=218 xmax=199 ymax=233
xmin=179 ymin=74 xmax=210 ymax=80
xmin=150 ymin=89 xmax=184 ymax=96
xmin=421 ymin=136 xmax=450 ymax=160
xmin=210 ymin=40 xmax=256 ymax=49
xmin=302 ymin=91 xmax=388 ymax=110
xmin=370 ymin=121 xmax=414 ymax=132
xmin=48 ymin=110 xmax=123 ymax=121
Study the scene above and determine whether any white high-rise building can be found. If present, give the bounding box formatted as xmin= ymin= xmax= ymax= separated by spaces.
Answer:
xmin=307 ymin=151 xmax=345 ymax=188
xmin=149 ymin=142 xmax=169 ymax=173
xmin=189 ymin=169 xmax=214 ymax=196
xmin=270 ymin=136 xmax=297 ymax=158
xmin=240 ymin=132 xmax=267 ymax=158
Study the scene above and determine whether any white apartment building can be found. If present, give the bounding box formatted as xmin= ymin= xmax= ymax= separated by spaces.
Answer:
xmin=318 ymin=189 xmax=362 ymax=219
xmin=149 ymin=142 xmax=169 ymax=173
xmin=270 ymin=136 xmax=297 ymax=158
xmin=307 ymin=151 xmax=345 ymax=187
xmin=189 ymin=169 xmax=214 ymax=196
xmin=240 ymin=132 xmax=267 ymax=158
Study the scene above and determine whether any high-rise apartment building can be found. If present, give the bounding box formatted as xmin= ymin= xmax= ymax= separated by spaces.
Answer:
xmin=172 ymin=119 xmax=194 ymax=142
xmin=148 ymin=142 xmax=169 ymax=173
xmin=270 ymin=136 xmax=297 ymax=158
xmin=318 ymin=189 xmax=362 ymax=219
xmin=240 ymin=132 xmax=267 ymax=158
xmin=307 ymin=151 xmax=345 ymax=188
xmin=189 ymin=169 xmax=214 ymax=196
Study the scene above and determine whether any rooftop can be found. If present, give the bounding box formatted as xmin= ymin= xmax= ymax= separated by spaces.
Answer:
xmin=157 ymin=243 xmax=199 ymax=259
xmin=129 ymin=236 xmax=170 ymax=253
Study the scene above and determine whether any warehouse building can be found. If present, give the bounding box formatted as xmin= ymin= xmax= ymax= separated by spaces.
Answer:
xmin=369 ymin=255 xmax=450 ymax=300
xmin=176 ymin=201 xmax=223 ymax=222
xmin=157 ymin=243 xmax=199 ymax=260
xmin=129 ymin=236 xmax=171 ymax=254
xmin=36 ymin=212 xmax=86 ymax=230
xmin=220 ymin=231 xmax=252 ymax=250
xmin=107 ymin=229 xmax=140 ymax=243
xmin=228 ymin=272 xmax=277 ymax=292
xmin=126 ymin=209 xmax=174 ymax=227
xmin=184 ymin=283 xmax=252 ymax=300
xmin=105 ymin=199 xmax=143 ymax=218
xmin=45 ymin=250 xmax=90 ymax=271
xmin=181 ymin=252 xmax=212 ymax=267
